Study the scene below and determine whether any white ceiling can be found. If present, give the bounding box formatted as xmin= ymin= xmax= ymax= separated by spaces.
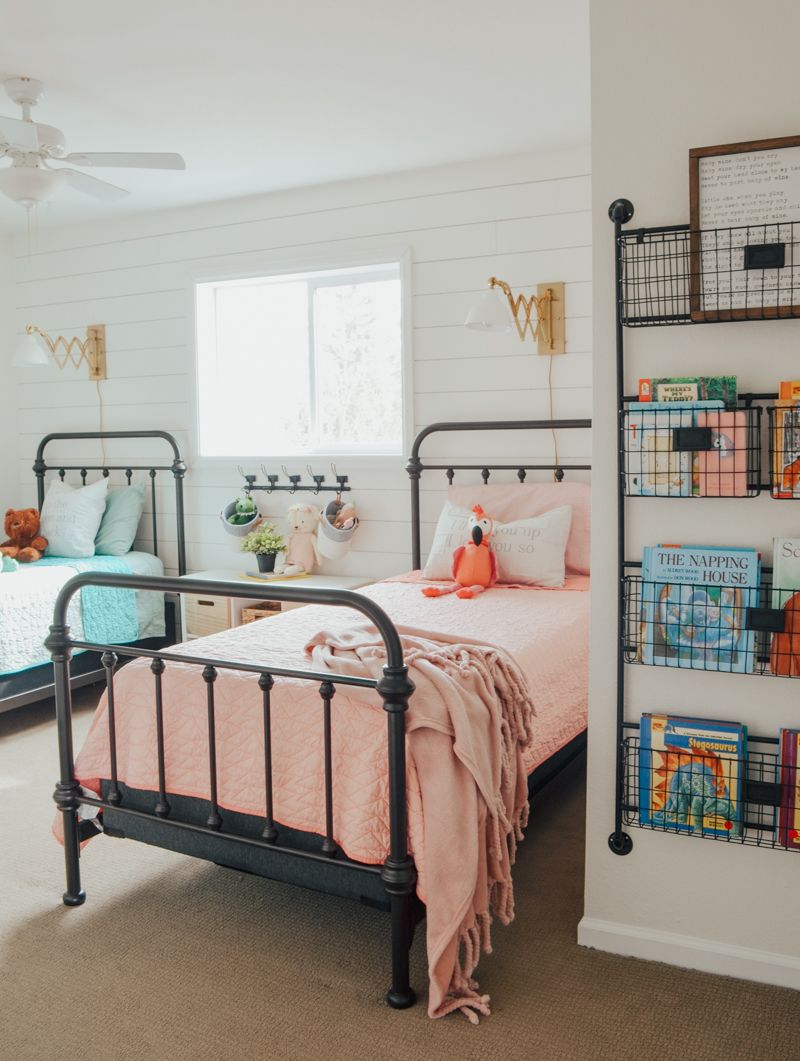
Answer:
xmin=0 ymin=0 xmax=589 ymax=232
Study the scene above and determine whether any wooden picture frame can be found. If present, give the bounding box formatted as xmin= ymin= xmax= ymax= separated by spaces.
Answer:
xmin=689 ymin=135 xmax=800 ymax=322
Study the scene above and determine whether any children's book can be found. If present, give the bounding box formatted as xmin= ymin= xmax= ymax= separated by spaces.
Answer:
xmin=778 ymin=729 xmax=800 ymax=851
xmin=778 ymin=380 xmax=800 ymax=402
xmin=639 ymin=713 xmax=747 ymax=837
xmin=625 ymin=400 xmax=724 ymax=496
xmin=638 ymin=376 xmax=737 ymax=404
xmin=772 ymin=400 xmax=800 ymax=498
xmin=769 ymin=538 xmax=800 ymax=676
xmin=696 ymin=410 xmax=749 ymax=496
xmin=641 ymin=544 xmax=760 ymax=672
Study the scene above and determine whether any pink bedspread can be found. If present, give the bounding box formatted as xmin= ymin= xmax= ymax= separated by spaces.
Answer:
xmin=67 ymin=579 xmax=588 ymax=1019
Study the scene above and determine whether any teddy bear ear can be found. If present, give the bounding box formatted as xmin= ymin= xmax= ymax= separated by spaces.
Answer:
xmin=5 ymin=508 xmax=14 ymax=518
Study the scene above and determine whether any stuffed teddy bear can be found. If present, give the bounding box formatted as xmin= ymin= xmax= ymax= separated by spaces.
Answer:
xmin=1 ymin=508 xmax=48 ymax=563
xmin=283 ymin=503 xmax=320 ymax=575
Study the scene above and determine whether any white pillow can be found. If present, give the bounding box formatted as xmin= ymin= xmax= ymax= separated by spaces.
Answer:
xmin=41 ymin=478 xmax=109 ymax=558
xmin=423 ymin=500 xmax=573 ymax=588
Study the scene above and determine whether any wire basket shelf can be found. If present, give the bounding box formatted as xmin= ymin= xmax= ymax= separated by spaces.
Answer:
xmin=618 ymin=221 xmax=800 ymax=326
xmin=622 ymin=735 xmax=798 ymax=851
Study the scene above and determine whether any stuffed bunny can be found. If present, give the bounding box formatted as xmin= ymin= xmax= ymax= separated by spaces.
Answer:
xmin=283 ymin=503 xmax=320 ymax=575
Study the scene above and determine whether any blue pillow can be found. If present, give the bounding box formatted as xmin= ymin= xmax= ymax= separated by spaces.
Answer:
xmin=94 ymin=483 xmax=146 ymax=556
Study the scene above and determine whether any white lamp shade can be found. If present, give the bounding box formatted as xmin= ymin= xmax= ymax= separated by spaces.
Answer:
xmin=464 ymin=286 xmax=513 ymax=333
xmin=12 ymin=331 xmax=49 ymax=368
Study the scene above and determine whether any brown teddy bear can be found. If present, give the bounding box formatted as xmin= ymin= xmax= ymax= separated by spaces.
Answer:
xmin=0 ymin=508 xmax=48 ymax=563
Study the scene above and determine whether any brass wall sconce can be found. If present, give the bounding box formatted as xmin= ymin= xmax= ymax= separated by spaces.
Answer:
xmin=465 ymin=278 xmax=565 ymax=355
xmin=12 ymin=323 xmax=107 ymax=379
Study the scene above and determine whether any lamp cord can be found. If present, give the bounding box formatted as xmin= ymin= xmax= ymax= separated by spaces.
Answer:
xmin=96 ymin=379 xmax=107 ymax=466
xmin=547 ymin=352 xmax=560 ymax=479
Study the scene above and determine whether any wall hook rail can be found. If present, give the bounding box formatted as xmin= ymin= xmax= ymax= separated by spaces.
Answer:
xmin=236 ymin=465 xmax=352 ymax=495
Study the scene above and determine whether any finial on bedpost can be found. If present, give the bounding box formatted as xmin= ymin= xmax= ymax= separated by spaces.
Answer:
xmin=171 ymin=457 xmax=188 ymax=576
xmin=406 ymin=455 xmax=423 ymax=571
xmin=33 ymin=456 xmax=47 ymax=509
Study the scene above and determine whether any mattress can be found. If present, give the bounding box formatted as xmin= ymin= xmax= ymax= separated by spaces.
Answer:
xmin=0 ymin=550 xmax=165 ymax=677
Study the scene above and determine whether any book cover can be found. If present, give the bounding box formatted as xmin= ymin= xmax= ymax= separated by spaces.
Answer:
xmin=769 ymin=538 xmax=800 ymax=676
xmin=772 ymin=401 xmax=800 ymax=498
xmin=638 ymin=376 xmax=737 ymax=404
xmin=625 ymin=406 xmax=693 ymax=496
xmin=639 ymin=713 xmax=746 ymax=837
xmin=641 ymin=545 xmax=760 ymax=672
xmin=696 ymin=410 xmax=749 ymax=496
xmin=778 ymin=381 xmax=800 ymax=402
xmin=778 ymin=729 xmax=800 ymax=851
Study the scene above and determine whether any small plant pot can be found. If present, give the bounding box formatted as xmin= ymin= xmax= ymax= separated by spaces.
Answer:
xmin=256 ymin=553 xmax=277 ymax=574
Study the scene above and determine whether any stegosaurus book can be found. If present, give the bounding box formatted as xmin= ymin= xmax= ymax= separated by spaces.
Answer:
xmin=639 ymin=713 xmax=747 ymax=837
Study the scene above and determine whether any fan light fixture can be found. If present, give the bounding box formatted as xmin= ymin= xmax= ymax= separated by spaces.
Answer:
xmin=465 ymin=278 xmax=565 ymax=355
xmin=13 ymin=324 xmax=107 ymax=380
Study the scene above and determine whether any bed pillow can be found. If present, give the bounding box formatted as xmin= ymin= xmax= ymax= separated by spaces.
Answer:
xmin=423 ymin=500 xmax=572 ymax=587
xmin=447 ymin=481 xmax=591 ymax=575
xmin=40 ymin=478 xmax=109 ymax=558
xmin=95 ymin=482 xmax=147 ymax=556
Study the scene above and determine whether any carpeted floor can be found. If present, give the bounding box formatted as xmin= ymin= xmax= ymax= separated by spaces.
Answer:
xmin=1 ymin=689 xmax=797 ymax=1061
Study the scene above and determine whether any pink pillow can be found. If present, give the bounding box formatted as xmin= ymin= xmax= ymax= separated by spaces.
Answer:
xmin=447 ymin=481 xmax=590 ymax=575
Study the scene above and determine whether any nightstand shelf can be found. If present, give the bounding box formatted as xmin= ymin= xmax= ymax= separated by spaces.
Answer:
xmin=178 ymin=569 xmax=370 ymax=640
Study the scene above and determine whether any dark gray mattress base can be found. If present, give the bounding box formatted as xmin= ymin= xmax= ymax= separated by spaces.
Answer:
xmin=99 ymin=731 xmax=587 ymax=910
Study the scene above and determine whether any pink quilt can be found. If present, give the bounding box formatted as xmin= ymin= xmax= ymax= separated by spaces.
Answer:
xmin=64 ymin=578 xmax=589 ymax=1020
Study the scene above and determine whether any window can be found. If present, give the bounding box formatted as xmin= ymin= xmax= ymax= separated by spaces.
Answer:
xmin=195 ymin=261 xmax=406 ymax=458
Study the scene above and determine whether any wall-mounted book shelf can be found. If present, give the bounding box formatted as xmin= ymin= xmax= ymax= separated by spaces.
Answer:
xmin=617 ymin=220 xmax=800 ymax=327
xmin=620 ymin=731 xmax=796 ymax=850
xmin=608 ymin=198 xmax=800 ymax=857
xmin=622 ymin=567 xmax=800 ymax=679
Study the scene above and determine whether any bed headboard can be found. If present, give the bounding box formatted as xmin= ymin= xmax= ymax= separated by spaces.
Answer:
xmin=33 ymin=430 xmax=187 ymax=576
xmin=406 ymin=418 xmax=592 ymax=570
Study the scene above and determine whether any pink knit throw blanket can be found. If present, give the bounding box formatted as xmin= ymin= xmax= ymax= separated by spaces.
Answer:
xmin=305 ymin=623 xmax=534 ymax=1022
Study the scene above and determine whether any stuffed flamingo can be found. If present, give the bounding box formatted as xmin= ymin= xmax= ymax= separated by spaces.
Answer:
xmin=423 ymin=504 xmax=498 ymax=599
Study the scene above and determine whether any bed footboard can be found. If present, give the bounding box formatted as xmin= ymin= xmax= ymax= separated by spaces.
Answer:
xmin=47 ymin=573 xmax=418 ymax=1010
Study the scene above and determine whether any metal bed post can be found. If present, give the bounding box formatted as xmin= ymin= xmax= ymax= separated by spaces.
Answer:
xmin=45 ymin=620 xmax=86 ymax=907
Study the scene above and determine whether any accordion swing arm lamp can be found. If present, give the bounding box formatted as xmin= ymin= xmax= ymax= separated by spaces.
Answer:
xmin=12 ymin=323 xmax=107 ymax=380
xmin=465 ymin=277 xmax=565 ymax=354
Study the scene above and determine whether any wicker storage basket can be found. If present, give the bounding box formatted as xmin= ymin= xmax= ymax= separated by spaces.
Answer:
xmin=240 ymin=602 xmax=281 ymax=624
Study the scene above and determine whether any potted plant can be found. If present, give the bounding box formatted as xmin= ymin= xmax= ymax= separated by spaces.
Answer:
xmin=242 ymin=523 xmax=285 ymax=573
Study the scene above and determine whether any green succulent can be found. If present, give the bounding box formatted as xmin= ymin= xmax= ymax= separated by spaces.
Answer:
xmin=241 ymin=523 xmax=285 ymax=555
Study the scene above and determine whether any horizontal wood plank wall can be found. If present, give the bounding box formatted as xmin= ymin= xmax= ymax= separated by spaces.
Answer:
xmin=9 ymin=149 xmax=592 ymax=579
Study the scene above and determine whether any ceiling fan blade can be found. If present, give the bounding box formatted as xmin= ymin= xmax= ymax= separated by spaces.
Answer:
xmin=63 ymin=151 xmax=185 ymax=170
xmin=60 ymin=167 xmax=129 ymax=202
xmin=0 ymin=115 xmax=38 ymax=150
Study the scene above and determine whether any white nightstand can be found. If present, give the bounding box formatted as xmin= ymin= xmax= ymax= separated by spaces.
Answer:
xmin=178 ymin=569 xmax=371 ymax=640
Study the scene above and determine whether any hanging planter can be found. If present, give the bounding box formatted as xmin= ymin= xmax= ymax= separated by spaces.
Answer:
xmin=317 ymin=498 xmax=359 ymax=560
xmin=220 ymin=495 xmax=260 ymax=537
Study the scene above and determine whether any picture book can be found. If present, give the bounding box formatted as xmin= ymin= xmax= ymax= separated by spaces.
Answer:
xmin=639 ymin=713 xmax=747 ymax=837
xmin=696 ymin=410 xmax=749 ymax=496
xmin=641 ymin=544 xmax=760 ymax=672
xmin=625 ymin=400 xmax=724 ymax=496
xmin=778 ymin=380 xmax=800 ymax=402
xmin=778 ymin=728 xmax=800 ymax=851
xmin=638 ymin=376 xmax=737 ymax=404
xmin=769 ymin=538 xmax=800 ymax=677
xmin=772 ymin=400 xmax=800 ymax=498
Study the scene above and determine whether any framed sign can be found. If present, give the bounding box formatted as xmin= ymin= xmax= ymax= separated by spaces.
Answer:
xmin=689 ymin=135 xmax=800 ymax=321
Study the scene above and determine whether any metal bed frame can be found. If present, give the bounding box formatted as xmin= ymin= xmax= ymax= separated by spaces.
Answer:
xmin=0 ymin=430 xmax=187 ymax=714
xmin=51 ymin=418 xmax=591 ymax=1010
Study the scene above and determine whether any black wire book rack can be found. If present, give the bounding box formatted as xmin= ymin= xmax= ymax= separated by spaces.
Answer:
xmin=608 ymin=198 xmax=800 ymax=857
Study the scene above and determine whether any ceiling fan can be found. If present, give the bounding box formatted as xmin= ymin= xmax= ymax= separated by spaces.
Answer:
xmin=0 ymin=76 xmax=185 ymax=209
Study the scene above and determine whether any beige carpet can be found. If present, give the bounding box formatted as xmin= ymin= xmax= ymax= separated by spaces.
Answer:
xmin=1 ymin=689 xmax=797 ymax=1061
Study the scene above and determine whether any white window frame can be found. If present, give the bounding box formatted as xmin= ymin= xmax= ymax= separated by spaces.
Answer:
xmin=188 ymin=248 xmax=413 ymax=465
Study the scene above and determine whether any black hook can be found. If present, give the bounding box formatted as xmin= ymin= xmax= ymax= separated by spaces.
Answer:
xmin=308 ymin=465 xmax=325 ymax=494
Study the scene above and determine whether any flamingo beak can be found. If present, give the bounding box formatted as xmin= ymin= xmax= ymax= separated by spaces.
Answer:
xmin=472 ymin=525 xmax=483 ymax=545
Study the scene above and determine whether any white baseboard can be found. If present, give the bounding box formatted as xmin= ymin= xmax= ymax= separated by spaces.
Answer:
xmin=578 ymin=917 xmax=800 ymax=991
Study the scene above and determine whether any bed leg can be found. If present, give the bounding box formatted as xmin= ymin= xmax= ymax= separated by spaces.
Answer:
xmin=385 ymin=884 xmax=416 ymax=1009
xmin=48 ymin=621 xmax=86 ymax=907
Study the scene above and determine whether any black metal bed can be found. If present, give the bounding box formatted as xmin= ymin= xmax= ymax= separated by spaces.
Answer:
xmin=0 ymin=430 xmax=187 ymax=713
xmin=51 ymin=418 xmax=591 ymax=1010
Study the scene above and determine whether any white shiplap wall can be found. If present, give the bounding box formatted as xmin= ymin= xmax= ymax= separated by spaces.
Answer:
xmin=8 ymin=148 xmax=591 ymax=577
